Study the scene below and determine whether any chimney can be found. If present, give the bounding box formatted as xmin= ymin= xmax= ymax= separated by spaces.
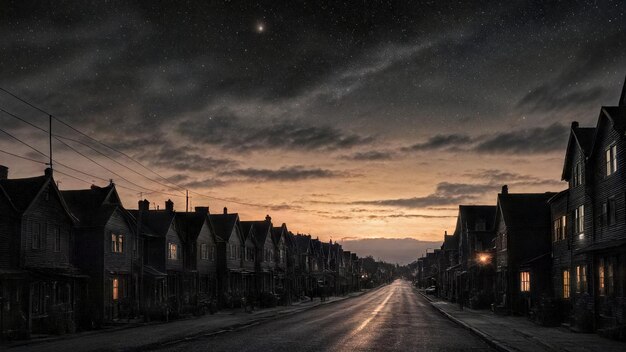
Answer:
xmin=138 ymin=199 xmax=150 ymax=212
xmin=502 ymin=185 xmax=509 ymax=194
xmin=195 ymin=206 xmax=209 ymax=214
xmin=445 ymin=230 xmax=448 ymax=236
xmin=571 ymin=121 xmax=579 ymax=129
xmin=223 ymin=207 xmax=228 ymax=214
xmin=165 ymin=199 xmax=174 ymax=212
xmin=0 ymin=165 xmax=7 ymax=180
xmin=44 ymin=167 xmax=53 ymax=178
xmin=265 ymin=215 xmax=271 ymax=223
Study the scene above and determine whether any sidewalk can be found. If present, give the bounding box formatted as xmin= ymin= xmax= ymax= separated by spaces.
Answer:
xmin=3 ymin=291 xmax=367 ymax=352
xmin=418 ymin=291 xmax=625 ymax=352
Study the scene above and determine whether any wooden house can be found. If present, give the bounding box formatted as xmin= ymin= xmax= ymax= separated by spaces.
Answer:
xmin=210 ymin=208 xmax=247 ymax=305
xmin=494 ymin=187 xmax=556 ymax=315
xmin=0 ymin=167 xmax=84 ymax=337
xmin=270 ymin=222 xmax=288 ymax=299
xmin=242 ymin=217 xmax=274 ymax=295
xmin=61 ymin=183 xmax=138 ymax=326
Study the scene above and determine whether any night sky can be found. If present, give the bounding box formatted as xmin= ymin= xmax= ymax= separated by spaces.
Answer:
xmin=1 ymin=1 xmax=625 ymax=260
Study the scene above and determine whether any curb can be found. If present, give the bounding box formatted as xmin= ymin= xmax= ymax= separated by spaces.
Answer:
xmin=415 ymin=290 xmax=516 ymax=352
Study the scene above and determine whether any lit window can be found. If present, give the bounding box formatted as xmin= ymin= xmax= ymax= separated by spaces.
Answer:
xmin=111 ymin=233 xmax=124 ymax=253
xmin=168 ymin=242 xmax=178 ymax=260
xmin=599 ymin=259 xmax=605 ymax=296
xmin=112 ymin=278 xmax=119 ymax=300
xmin=607 ymin=262 xmax=614 ymax=296
xmin=576 ymin=265 xmax=587 ymax=293
xmin=520 ymin=271 xmax=530 ymax=292
xmin=606 ymin=145 xmax=617 ymax=176
xmin=563 ymin=270 xmax=570 ymax=299
xmin=553 ymin=216 xmax=566 ymax=241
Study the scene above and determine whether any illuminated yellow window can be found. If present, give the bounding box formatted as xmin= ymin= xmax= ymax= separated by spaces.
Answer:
xmin=520 ymin=271 xmax=530 ymax=292
xmin=563 ymin=270 xmax=570 ymax=299
xmin=112 ymin=278 xmax=119 ymax=300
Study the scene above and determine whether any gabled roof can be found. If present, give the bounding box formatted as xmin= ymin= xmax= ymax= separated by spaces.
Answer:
xmin=61 ymin=184 xmax=125 ymax=227
xmin=496 ymin=192 xmax=556 ymax=231
xmin=589 ymin=106 xmax=626 ymax=156
xmin=294 ymin=234 xmax=312 ymax=253
xmin=271 ymin=223 xmax=287 ymax=245
xmin=242 ymin=220 xmax=272 ymax=246
xmin=128 ymin=210 xmax=175 ymax=238
xmin=442 ymin=234 xmax=458 ymax=251
xmin=175 ymin=211 xmax=209 ymax=243
xmin=458 ymin=205 xmax=496 ymax=232
xmin=0 ymin=170 xmax=75 ymax=223
xmin=210 ymin=213 xmax=240 ymax=242
xmin=239 ymin=221 xmax=255 ymax=243
xmin=561 ymin=124 xmax=596 ymax=180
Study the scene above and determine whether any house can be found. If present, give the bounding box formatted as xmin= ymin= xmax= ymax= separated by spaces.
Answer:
xmin=550 ymin=82 xmax=626 ymax=334
xmin=210 ymin=208 xmax=247 ymax=306
xmin=175 ymin=207 xmax=218 ymax=305
xmin=494 ymin=186 xmax=556 ymax=316
xmin=293 ymin=234 xmax=313 ymax=297
xmin=455 ymin=205 xmax=497 ymax=307
xmin=131 ymin=199 xmax=186 ymax=315
xmin=440 ymin=231 xmax=459 ymax=302
xmin=0 ymin=167 xmax=84 ymax=337
xmin=270 ymin=222 xmax=288 ymax=300
xmin=242 ymin=216 xmax=275 ymax=297
xmin=61 ymin=183 xmax=138 ymax=327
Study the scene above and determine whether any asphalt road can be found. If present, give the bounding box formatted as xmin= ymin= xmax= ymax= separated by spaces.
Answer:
xmin=154 ymin=280 xmax=494 ymax=351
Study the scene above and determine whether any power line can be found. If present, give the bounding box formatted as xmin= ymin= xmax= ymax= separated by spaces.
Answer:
xmin=0 ymin=149 xmax=47 ymax=164
xmin=0 ymin=127 xmax=48 ymax=158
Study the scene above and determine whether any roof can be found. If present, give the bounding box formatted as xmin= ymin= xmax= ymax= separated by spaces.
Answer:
xmin=459 ymin=205 xmax=496 ymax=232
xmin=0 ymin=175 xmax=49 ymax=213
xmin=210 ymin=213 xmax=240 ymax=242
xmin=239 ymin=221 xmax=255 ymax=243
xmin=242 ymin=220 xmax=272 ymax=245
xmin=271 ymin=224 xmax=287 ymax=245
xmin=175 ymin=211 xmax=208 ymax=242
xmin=294 ymin=234 xmax=312 ymax=253
xmin=442 ymin=234 xmax=458 ymax=251
xmin=128 ymin=210 xmax=175 ymax=238
xmin=497 ymin=193 xmax=556 ymax=230
xmin=0 ymin=171 xmax=76 ymax=223
xmin=61 ymin=184 xmax=123 ymax=227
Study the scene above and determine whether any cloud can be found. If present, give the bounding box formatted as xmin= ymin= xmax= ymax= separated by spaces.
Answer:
xmin=341 ymin=150 xmax=394 ymax=161
xmin=402 ymin=134 xmax=473 ymax=152
xmin=177 ymin=114 xmax=374 ymax=153
xmin=474 ymin=123 xmax=569 ymax=154
xmin=400 ymin=123 xmax=569 ymax=155
xmin=137 ymin=144 xmax=237 ymax=172
xmin=223 ymin=165 xmax=344 ymax=182
xmin=517 ymin=85 xmax=607 ymax=112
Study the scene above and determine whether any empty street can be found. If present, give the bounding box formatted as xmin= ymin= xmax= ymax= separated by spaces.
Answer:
xmin=153 ymin=280 xmax=493 ymax=352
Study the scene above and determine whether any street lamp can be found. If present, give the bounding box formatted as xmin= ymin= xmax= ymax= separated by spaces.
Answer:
xmin=477 ymin=253 xmax=491 ymax=265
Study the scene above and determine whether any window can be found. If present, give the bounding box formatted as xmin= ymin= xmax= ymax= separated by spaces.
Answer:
xmin=245 ymin=247 xmax=254 ymax=261
xmin=606 ymin=145 xmax=617 ymax=176
xmin=201 ymin=243 xmax=208 ymax=260
xmin=168 ymin=242 xmax=178 ymax=260
xmin=54 ymin=227 xmax=61 ymax=252
xmin=112 ymin=278 xmax=119 ymax=301
xmin=607 ymin=262 xmax=614 ymax=296
xmin=576 ymin=265 xmax=587 ymax=293
xmin=520 ymin=271 xmax=530 ymax=292
xmin=210 ymin=246 xmax=215 ymax=261
xmin=563 ymin=270 xmax=570 ymax=299
xmin=574 ymin=205 xmax=584 ymax=237
xmin=500 ymin=233 xmax=507 ymax=250
xmin=111 ymin=233 xmax=124 ymax=253
xmin=602 ymin=198 xmax=617 ymax=226
xmin=553 ymin=215 xmax=567 ymax=241
xmin=573 ymin=162 xmax=583 ymax=187
xmin=599 ymin=259 xmax=605 ymax=296
xmin=229 ymin=244 xmax=237 ymax=259
xmin=31 ymin=222 xmax=41 ymax=249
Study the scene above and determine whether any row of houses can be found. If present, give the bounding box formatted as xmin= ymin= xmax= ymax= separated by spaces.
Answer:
xmin=0 ymin=167 xmax=364 ymax=339
xmin=417 ymin=81 xmax=626 ymax=339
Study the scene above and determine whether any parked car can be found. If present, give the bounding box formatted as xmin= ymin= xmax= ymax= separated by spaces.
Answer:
xmin=425 ymin=286 xmax=436 ymax=294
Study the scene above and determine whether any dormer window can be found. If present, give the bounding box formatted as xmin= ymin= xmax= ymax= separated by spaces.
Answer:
xmin=606 ymin=145 xmax=617 ymax=176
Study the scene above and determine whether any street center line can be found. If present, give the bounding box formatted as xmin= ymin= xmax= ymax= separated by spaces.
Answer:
xmin=354 ymin=288 xmax=395 ymax=332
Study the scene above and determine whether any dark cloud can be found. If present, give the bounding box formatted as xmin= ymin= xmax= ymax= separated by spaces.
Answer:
xmin=353 ymin=194 xmax=469 ymax=209
xmin=474 ymin=123 xmax=569 ymax=154
xmin=223 ymin=166 xmax=343 ymax=182
xmin=178 ymin=114 xmax=374 ymax=153
xmin=402 ymin=134 xmax=473 ymax=152
xmin=137 ymin=145 xmax=237 ymax=172
xmin=342 ymin=238 xmax=442 ymax=264
xmin=517 ymin=85 xmax=607 ymax=112
xmin=341 ymin=150 xmax=394 ymax=161
xmin=400 ymin=123 xmax=569 ymax=155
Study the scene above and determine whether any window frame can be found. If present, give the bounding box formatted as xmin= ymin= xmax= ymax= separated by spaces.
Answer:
xmin=606 ymin=144 xmax=617 ymax=176
xmin=520 ymin=271 xmax=531 ymax=292
xmin=168 ymin=242 xmax=178 ymax=260
xmin=563 ymin=270 xmax=570 ymax=299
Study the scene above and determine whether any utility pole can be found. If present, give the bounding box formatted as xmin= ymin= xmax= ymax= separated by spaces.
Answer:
xmin=186 ymin=190 xmax=189 ymax=213
xmin=48 ymin=115 xmax=53 ymax=169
